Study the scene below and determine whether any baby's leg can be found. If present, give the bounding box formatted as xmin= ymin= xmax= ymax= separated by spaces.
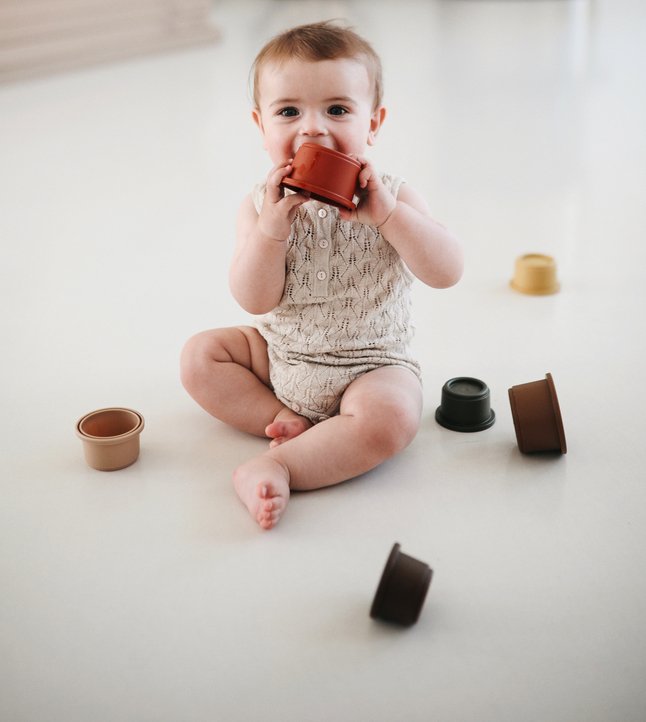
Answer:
xmin=233 ymin=366 xmax=422 ymax=527
xmin=181 ymin=326 xmax=306 ymax=438
xmin=181 ymin=326 xmax=315 ymax=528
xmin=267 ymin=365 xmax=423 ymax=490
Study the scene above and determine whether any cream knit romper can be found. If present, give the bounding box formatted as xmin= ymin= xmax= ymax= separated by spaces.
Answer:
xmin=252 ymin=173 xmax=421 ymax=424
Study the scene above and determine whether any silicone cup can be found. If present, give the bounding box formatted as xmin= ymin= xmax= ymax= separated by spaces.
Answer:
xmin=280 ymin=142 xmax=361 ymax=210
xmin=76 ymin=407 xmax=145 ymax=471
xmin=510 ymin=253 xmax=560 ymax=295
xmin=370 ymin=543 xmax=433 ymax=626
xmin=508 ymin=373 xmax=567 ymax=453
xmin=435 ymin=377 xmax=496 ymax=432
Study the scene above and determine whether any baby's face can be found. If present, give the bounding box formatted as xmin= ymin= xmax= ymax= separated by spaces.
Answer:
xmin=253 ymin=57 xmax=384 ymax=164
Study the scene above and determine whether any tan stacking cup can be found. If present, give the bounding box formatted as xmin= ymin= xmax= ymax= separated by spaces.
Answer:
xmin=508 ymin=373 xmax=567 ymax=454
xmin=510 ymin=253 xmax=560 ymax=295
xmin=76 ymin=407 xmax=144 ymax=471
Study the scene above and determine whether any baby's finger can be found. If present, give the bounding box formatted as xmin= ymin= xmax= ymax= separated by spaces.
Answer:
xmin=265 ymin=162 xmax=294 ymax=202
xmin=281 ymin=190 xmax=309 ymax=211
xmin=356 ymin=159 xmax=375 ymax=189
xmin=267 ymin=160 xmax=293 ymax=185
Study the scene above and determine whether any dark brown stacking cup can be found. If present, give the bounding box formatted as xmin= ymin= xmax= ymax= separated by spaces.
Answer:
xmin=508 ymin=372 xmax=567 ymax=453
xmin=435 ymin=377 xmax=496 ymax=432
xmin=370 ymin=543 xmax=433 ymax=626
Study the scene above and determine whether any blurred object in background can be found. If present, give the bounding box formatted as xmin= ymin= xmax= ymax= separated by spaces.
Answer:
xmin=0 ymin=0 xmax=220 ymax=83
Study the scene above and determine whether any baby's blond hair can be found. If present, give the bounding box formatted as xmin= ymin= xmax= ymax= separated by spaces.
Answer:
xmin=251 ymin=20 xmax=383 ymax=111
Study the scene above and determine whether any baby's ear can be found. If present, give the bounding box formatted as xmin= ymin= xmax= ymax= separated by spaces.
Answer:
xmin=252 ymin=109 xmax=268 ymax=150
xmin=252 ymin=108 xmax=263 ymax=132
xmin=368 ymin=106 xmax=387 ymax=146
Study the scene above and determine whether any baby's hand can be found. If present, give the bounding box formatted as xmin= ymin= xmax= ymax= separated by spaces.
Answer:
xmin=258 ymin=160 xmax=308 ymax=241
xmin=337 ymin=156 xmax=396 ymax=227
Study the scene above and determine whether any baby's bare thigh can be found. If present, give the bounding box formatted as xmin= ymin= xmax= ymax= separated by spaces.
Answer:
xmin=340 ymin=366 xmax=423 ymax=421
xmin=197 ymin=325 xmax=271 ymax=386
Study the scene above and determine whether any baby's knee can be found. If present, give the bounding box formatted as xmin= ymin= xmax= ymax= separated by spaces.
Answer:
xmin=179 ymin=330 xmax=218 ymax=390
xmin=360 ymin=398 xmax=420 ymax=459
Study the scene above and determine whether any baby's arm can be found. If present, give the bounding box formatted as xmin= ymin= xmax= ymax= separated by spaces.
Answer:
xmin=229 ymin=160 xmax=307 ymax=314
xmin=378 ymin=183 xmax=464 ymax=289
xmin=339 ymin=158 xmax=463 ymax=289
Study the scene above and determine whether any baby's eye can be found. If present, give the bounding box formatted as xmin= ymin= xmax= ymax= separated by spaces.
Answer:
xmin=328 ymin=105 xmax=349 ymax=116
xmin=278 ymin=107 xmax=299 ymax=117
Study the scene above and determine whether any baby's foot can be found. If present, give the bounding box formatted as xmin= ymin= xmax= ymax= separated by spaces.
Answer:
xmin=265 ymin=407 xmax=312 ymax=448
xmin=233 ymin=455 xmax=290 ymax=530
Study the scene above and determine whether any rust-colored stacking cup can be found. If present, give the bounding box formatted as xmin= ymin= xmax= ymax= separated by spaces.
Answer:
xmin=370 ymin=543 xmax=433 ymax=627
xmin=510 ymin=253 xmax=560 ymax=295
xmin=508 ymin=373 xmax=567 ymax=453
xmin=76 ymin=407 xmax=145 ymax=471
xmin=281 ymin=142 xmax=361 ymax=210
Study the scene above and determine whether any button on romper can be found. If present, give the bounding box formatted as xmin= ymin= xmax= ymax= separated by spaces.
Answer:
xmin=252 ymin=173 xmax=422 ymax=424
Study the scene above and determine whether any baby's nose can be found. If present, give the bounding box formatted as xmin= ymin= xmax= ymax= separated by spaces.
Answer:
xmin=300 ymin=112 xmax=327 ymax=136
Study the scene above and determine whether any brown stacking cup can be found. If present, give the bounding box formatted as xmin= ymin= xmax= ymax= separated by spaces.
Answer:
xmin=370 ymin=543 xmax=433 ymax=626
xmin=508 ymin=373 xmax=567 ymax=453
xmin=281 ymin=142 xmax=361 ymax=210
xmin=510 ymin=253 xmax=560 ymax=295
xmin=76 ymin=407 xmax=145 ymax=470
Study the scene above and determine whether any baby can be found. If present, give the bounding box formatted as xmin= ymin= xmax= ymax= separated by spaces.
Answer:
xmin=180 ymin=21 xmax=463 ymax=529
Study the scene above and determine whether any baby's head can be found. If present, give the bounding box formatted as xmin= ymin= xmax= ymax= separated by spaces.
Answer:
xmin=251 ymin=20 xmax=383 ymax=112
xmin=251 ymin=21 xmax=386 ymax=162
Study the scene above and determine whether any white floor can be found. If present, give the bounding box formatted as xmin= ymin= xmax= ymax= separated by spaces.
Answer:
xmin=2 ymin=1 xmax=646 ymax=720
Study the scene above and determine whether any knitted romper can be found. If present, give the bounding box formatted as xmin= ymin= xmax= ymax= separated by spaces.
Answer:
xmin=252 ymin=173 xmax=421 ymax=424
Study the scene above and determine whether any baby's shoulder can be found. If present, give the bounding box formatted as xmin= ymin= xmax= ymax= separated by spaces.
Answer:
xmin=380 ymin=172 xmax=406 ymax=198
xmin=250 ymin=182 xmax=266 ymax=214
